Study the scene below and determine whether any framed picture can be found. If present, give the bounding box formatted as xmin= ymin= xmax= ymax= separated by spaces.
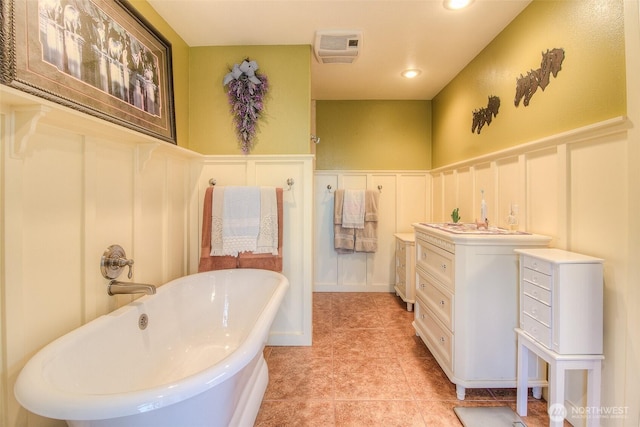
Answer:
xmin=1 ymin=0 xmax=176 ymax=144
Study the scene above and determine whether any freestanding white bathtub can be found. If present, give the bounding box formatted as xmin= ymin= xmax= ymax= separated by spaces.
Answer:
xmin=14 ymin=269 xmax=289 ymax=427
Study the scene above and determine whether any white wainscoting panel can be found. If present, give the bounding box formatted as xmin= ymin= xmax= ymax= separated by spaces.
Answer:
xmin=314 ymin=171 xmax=430 ymax=292
xmin=495 ymin=157 xmax=522 ymax=230
xmin=525 ymin=148 xmax=559 ymax=246
xmin=428 ymin=117 xmax=632 ymax=422
xmin=1 ymin=88 xmax=200 ymax=427
xmin=397 ymin=174 xmax=430 ymax=233
xmin=197 ymin=155 xmax=314 ymax=346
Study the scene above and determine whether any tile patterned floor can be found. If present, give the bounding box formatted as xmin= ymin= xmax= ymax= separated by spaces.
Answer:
xmin=256 ymin=292 xmax=556 ymax=426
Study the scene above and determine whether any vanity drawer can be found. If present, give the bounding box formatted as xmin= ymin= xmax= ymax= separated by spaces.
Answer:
xmin=415 ymin=298 xmax=453 ymax=370
xmin=416 ymin=239 xmax=454 ymax=291
xmin=417 ymin=269 xmax=453 ymax=331
xmin=521 ymin=313 xmax=552 ymax=349
xmin=522 ymin=294 xmax=551 ymax=327
xmin=522 ymin=256 xmax=552 ymax=275
xmin=523 ymin=267 xmax=551 ymax=291
xmin=523 ymin=280 xmax=551 ymax=305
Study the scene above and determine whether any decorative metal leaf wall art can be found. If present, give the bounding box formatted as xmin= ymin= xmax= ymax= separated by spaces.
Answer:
xmin=515 ymin=48 xmax=565 ymax=107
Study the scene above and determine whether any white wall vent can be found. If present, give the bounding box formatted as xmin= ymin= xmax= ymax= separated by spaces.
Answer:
xmin=313 ymin=30 xmax=362 ymax=64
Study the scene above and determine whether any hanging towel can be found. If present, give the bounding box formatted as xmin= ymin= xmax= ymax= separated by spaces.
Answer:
xmin=238 ymin=188 xmax=283 ymax=271
xmin=333 ymin=188 xmax=345 ymax=224
xmin=355 ymin=190 xmax=379 ymax=253
xmin=342 ymin=189 xmax=366 ymax=229
xmin=254 ymin=187 xmax=278 ymax=255
xmin=333 ymin=189 xmax=355 ymax=253
xmin=199 ymin=186 xmax=283 ymax=272
xmin=210 ymin=186 xmax=225 ymax=256
xmin=199 ymin=186 xmax=237 ymax=271
xmin=222 ymin=186 xmax=261 ymax=256
xmin=364 ymin=189 xmax=379 ymax=222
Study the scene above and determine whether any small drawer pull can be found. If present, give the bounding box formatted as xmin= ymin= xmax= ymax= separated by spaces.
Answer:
xmin=421 ymin=314 xmax=426 ymax=319
xmin=440 ymin=336 xmax=445 ymax=343
xmin=420 ymin=283 xmax=426 ymax=289
xmin=441 ymin=264 xmax=447 ymax=271
xmin=440 ymin=300 xmax=445 ymax=306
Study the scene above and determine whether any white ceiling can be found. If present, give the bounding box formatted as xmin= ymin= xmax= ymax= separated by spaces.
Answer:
xmin=145 ymin=0 xmax=532 ymax=100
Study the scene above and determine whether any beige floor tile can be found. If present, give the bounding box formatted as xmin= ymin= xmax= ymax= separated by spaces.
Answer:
xmin=257 ymin=292 xmax=556 ymax=426
xmin=386 ymin=328 xmax=434 ymax=358
xmin=255 ymin=400 xmax=335 ymax=426
xmin=417 ymin=400 xmax=464 ymax=426
xmin=335 ymin=400 xmax=425 ymax=427
xmin=333 ymin=357 xmax=413 ymax=400
xmin=264 ymin=354 xmax=334 ymax=400
xmin=332 ymin=328 xmax=396 ymax=358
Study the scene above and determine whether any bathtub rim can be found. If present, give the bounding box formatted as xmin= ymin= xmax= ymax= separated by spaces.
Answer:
xmin=14 ymin=268 xmax=289 ymax=421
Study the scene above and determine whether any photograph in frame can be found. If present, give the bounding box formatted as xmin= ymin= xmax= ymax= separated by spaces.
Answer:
xmin=1 ymin=0 xmax=177 ymax=144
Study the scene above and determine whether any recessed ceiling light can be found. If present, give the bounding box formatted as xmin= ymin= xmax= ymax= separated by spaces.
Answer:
xmin=443 ymin=0 xmax=475 ymax=10
xmin=402 ymin=69 xmax=421 ymax=79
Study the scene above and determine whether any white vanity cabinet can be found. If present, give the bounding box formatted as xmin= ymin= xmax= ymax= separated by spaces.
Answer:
xmin=515 ymin=248 xmax=603 ymax=354
xmin=412 ymin=223 xmax=551 ymax=400
xmin=394 ymin=233 xmax=416 ymax=311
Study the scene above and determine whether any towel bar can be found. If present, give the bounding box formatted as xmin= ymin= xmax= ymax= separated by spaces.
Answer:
xmin=327 ymin=185 xmax=383 ymax=193
xmin=208 ymin=178 xmax=294 ymax=190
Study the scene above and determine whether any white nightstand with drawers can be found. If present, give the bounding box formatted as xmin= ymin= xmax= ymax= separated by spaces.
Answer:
xmin=514 ymin=248 xmax=604 ymax=426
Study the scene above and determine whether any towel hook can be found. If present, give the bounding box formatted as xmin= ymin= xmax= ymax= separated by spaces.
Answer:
xmin=327 ymin=184 xmax=333 ymax=193
xmin=377 ymin=185 xmax=383 ymax=193
xmin=286 ymin=178 xmax=294 ymax=191
xmin=209 ymin=178 xmax=216 ymax=186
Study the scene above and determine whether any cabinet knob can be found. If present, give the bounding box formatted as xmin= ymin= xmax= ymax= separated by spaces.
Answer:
xmin=439 ymin=336 xmax=445 ymax=343
xmin=441 ymin=264 xmax=447 ymax=271
xmin=420 ymin=283 xmax=426 ymax=289
xmin=440 ymin=300 xmax=445 ymax=306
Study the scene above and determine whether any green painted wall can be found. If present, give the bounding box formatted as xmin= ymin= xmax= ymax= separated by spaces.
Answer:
xmin=128 ymin=0 xmax=190 ymax=148
xmin=189 ymin=46 xmax=311 ymax=155
xmin=315 ymin=100 xmax=432 ymax=170
xmin=432 ymin=0 xmax=626 ymax=168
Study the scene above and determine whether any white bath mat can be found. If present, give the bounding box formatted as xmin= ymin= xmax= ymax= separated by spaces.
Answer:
xmin=454 ymin=406 xmax=526 ymax=427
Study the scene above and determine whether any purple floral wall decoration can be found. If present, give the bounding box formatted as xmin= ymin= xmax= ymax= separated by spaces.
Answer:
xmin=223 ymin=59 xmax=269 ymax=154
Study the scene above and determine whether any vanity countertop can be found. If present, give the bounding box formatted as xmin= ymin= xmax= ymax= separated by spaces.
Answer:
xmin=413 ymin=223 xmax=552 ymax=246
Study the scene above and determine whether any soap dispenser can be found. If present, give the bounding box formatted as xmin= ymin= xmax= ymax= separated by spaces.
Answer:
xmin=480 ymin=189 xmax=488 ymax=223
xmin=507 ymin=202 xmax=519 ymax=231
